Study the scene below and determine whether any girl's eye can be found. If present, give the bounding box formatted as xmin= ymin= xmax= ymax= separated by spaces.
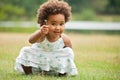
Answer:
xmin=51 ymin=22 xmax=65 ymax=27
xmin=60 ymin=23 xmax=65 ymax=26
xmin=51 ymin=23 xmax=56 ymax=26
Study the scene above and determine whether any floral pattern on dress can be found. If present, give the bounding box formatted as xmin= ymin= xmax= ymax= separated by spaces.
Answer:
xmin=15 ymin=37 xmax=78 ymax=76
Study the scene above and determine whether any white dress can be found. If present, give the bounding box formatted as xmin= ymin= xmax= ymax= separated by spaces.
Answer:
xmin=15 ymin=37 xmax=78 ymax=76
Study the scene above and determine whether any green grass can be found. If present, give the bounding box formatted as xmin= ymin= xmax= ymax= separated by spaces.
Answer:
xmin=0 ymin=27 xmax=37 ymax=33
xmin=0 ymin=32 xmax=120 ymax=80
xmin=72 ymin=13 xmax=120 ymax=22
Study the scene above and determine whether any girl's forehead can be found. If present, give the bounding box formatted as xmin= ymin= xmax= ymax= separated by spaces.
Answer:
xmin=48 ymin=14 xmax=65 ymax=22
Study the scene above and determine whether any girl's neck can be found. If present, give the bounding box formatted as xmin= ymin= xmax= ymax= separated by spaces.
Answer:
xmin=46 ymin=34 xmax=60 ymax=42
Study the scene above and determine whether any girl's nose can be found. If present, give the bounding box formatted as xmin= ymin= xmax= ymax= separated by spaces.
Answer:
xmin=55 ymin=25 xmax=61 ymax=29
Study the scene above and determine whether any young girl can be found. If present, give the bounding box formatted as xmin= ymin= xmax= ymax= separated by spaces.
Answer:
xmin=15 ymin=0 xmax=78 ymax=76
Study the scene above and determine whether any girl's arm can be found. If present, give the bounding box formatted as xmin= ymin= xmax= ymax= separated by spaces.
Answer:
xmin=61 ymin=33 xmax=72 ymax=48
xmin=29 ymin=25 xmax=48 ymax=44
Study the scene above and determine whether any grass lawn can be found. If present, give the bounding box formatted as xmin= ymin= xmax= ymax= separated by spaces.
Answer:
xmin=0 ymin=32 xmax=120 ymax=80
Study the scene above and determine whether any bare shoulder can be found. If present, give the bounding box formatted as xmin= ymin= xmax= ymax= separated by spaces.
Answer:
xmin=61 ymin=33 xmax=72 ymax=48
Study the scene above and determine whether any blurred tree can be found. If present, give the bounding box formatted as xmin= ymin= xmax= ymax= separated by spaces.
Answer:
xmin=0 ymin=0 xmax=46 ymax=21
xmin=0 ymin=0 xmax=119 ymax=21
xmin=66 ymin=0 xmax=108 ymax=14
xmin=80 ymin=9 xmax=97 ymax=20
xmin=106 ymin=0 xmax=120 ymax=14
xmin=90 ymin=0 xmax=108 ymax=13
xmin=0 ymin=4 xmax=25 ymax=20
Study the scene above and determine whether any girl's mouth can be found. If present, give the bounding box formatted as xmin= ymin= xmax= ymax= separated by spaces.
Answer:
xmin=54 ymin=31 xmax=60 ymax=34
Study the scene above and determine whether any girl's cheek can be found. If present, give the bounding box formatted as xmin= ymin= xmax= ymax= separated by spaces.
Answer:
xmin=61 ymin=29 xmax=64 ymax=33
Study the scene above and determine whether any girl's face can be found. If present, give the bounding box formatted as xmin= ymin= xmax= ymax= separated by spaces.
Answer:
xmin=47 ymin=14 xmax=65 ymax=37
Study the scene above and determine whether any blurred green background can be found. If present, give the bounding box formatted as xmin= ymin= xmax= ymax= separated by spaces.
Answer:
xmin=0 ymin=1 xmax=120 ymax=80
xmin=0 ymin=0 xmax=120 ymax=22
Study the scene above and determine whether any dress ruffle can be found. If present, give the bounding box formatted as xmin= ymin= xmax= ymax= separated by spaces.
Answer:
xmin=15 ymin=38 xmax=78 ymax=76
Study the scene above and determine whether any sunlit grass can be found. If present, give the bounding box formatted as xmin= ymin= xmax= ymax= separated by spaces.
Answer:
xmin=0 ymin=32 xmax=120 ymax=80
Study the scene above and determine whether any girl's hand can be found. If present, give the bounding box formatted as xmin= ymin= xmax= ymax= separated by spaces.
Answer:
xmin=41 ymin=25 xmax=49 ymax=35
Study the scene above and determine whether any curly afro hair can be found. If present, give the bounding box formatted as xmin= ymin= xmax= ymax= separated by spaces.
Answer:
xmin=37 ymin=0 xmax=71 ymax=26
